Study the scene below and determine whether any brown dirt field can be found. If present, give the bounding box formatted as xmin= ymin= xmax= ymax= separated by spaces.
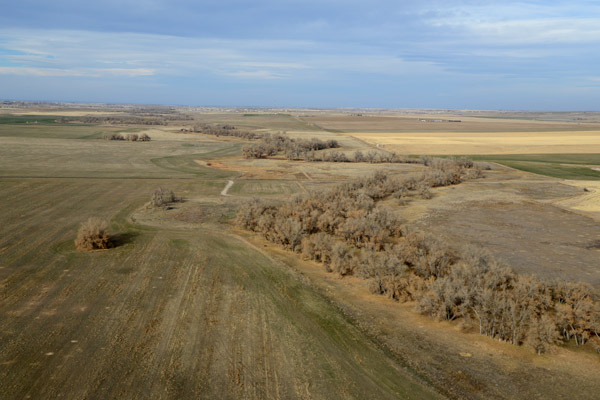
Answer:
xmin=397 ymin=167 xmax=600 ymax=289
xmin=417 ymin=201 xmax=600 ymax=287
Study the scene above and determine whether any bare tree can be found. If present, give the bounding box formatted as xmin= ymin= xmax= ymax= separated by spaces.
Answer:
xmin=75 ymin=217 xmax=111 ymax=251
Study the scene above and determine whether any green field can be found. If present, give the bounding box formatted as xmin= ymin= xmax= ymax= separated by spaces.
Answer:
xmin=0 ymin=121 xmax=443 ymax=399
xmin=471 ymin=154 xmax=600 ymax=180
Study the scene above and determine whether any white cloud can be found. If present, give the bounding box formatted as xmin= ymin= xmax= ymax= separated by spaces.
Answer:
xmin=226 ymin=70 xmax=285 ymax=79
xmin=0 ymin=28 xmax=447 ymax=81
xmin=0 ymin=66 xmax=154 ymax=77
xmin=0 ymin=67 xmax=83 ymax=77
xmin=426 ymin=2 xmax=600 ymax=46
xmin=453 ymin=18 xmax=600 ymax=45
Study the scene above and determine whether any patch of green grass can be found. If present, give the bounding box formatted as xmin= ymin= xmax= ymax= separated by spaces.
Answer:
xmin=496 ymin=161 xmax=600 ymax=180
xmin=471 ymin=154 xmax=600 ymax=166
xmin=0 ymin=115 xmax=62 ymax=124
xmin=465 ymin=154 xmax=600 ymax=180
xmin=0 ymin=124 xmax=118 ymax=139
xmin=207 ymin=233 xmax=443 ymax=399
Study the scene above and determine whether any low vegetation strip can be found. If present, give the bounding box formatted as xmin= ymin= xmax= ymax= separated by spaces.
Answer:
xmin=237 ymin=160 xmax=600 ymax=355
xmin=191 ymin=123 xmax=439 ymax=165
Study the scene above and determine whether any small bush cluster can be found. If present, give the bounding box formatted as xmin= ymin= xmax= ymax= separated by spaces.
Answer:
xmin=74 ymin=217 xmax=111 ymax=251
xmin=104 ymin=133 xmax=151 ymax=141
xmin=151 ymin=187 xmax=178 ymax=208
xmin=237 ymin=168 xmax=600 ymax=354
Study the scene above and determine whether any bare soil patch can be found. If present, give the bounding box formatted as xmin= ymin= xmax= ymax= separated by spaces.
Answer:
xmin=416 ymin=201 xmax=600 ymax=288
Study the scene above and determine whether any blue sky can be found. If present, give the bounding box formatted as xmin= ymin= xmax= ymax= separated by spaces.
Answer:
xmin=1 ymin=1 xmax=599 ymax=110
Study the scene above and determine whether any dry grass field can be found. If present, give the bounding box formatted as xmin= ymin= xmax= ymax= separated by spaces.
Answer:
xmin=301 ymin=114 xmax=600 ymax=155
xmin=1 ymin=106 xmax=600 ymax=399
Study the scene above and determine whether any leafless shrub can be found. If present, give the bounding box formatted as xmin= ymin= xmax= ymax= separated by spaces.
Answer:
xmin=465 ymin=166 xmax=485 ymax=179
xmin=353 ymin=150 xmax=365 ymax=162
xmin=104 ymin=132 xmax=151 ymax=141
xmin=454 ymin=157 xmax=474 ymax=168
xmin=330 ymin=242 xmax=355 ymax=276
xmin=526 ymin=315 xmax=561 ymax=354
xmin=151 ymin=187 xmax=177 ymax=208
xmin=75 ymin=217 xmax=111 ymax=251
xmin=417 ymin=183 xmax=432 ymax=199
xmin=420 ymin=156 xmax=432 ymax=166
xmin=104 ymin=133 xmax=125 ymax=141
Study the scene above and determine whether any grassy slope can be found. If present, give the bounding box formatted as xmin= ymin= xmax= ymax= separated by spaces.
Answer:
xmin=0 ymin=125 xmax=442 ymax=399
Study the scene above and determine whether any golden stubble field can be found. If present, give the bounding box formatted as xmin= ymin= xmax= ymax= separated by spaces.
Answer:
xmin=302 ymin=114 xmax=600 ymax=155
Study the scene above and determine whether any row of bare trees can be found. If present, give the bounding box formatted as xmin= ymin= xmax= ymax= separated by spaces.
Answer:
xmin=241 ymin=133 xmax=339 ymax=159
xmin=194 ymin=123 xmax=481 ymax=171
xmin=104 ymin=133 xmax=151 ymax=141
xmin=192 ymin=123 xmax=262 ymax=139
xmin=59 ymin=116 xmax=170 ymax=125
xmin=237 ymin=165 xmax=600 ymax=354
